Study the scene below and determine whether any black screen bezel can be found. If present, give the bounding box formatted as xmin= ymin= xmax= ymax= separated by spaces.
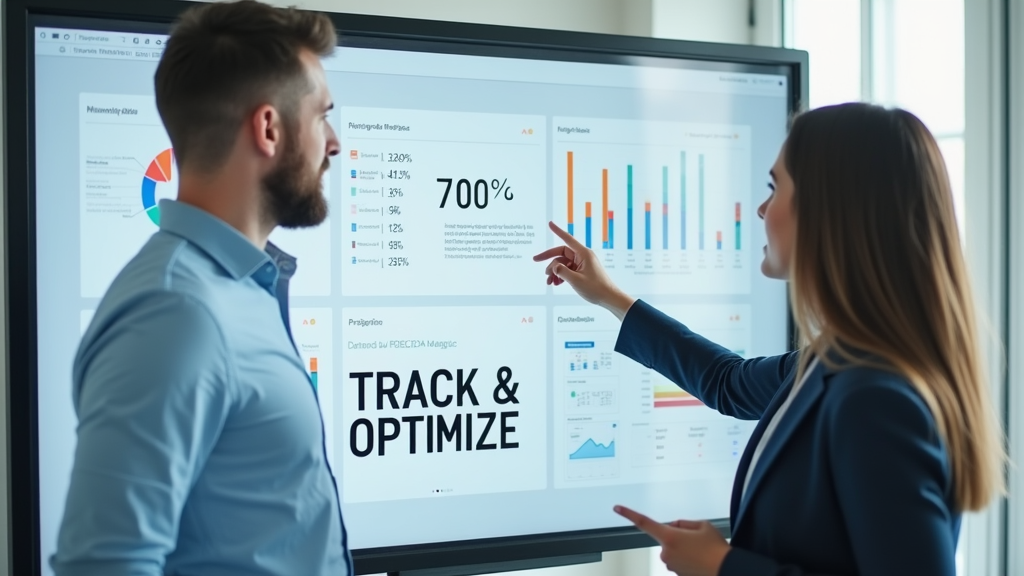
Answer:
xmin=5 ymin=1 xmax=807 ymax=574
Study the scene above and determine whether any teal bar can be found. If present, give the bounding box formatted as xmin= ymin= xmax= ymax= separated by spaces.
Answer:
xmin=681 ymin=152 xmax=687 ymax=250
xmin=662 ymin=166 xmax=669 ymax=250
xmin=627 ymin=165 xmax=634 ymax=250
xmin=699 ymin=154 xmax=705 ymax=250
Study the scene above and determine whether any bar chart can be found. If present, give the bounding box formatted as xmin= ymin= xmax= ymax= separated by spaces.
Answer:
xmin=290 ymin=309 xmax=336 ymax=470
xmin=653 ymin=383 xmax=702 ymax=408
xmin=553 ymin=117 xmax=752 ymax=295
xmin=563 ymin=148 xmax=743 ymax=252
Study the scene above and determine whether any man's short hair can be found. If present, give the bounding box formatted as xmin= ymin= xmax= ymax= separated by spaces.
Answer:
xmin=154 ymin=0 xmax=336 ymax=172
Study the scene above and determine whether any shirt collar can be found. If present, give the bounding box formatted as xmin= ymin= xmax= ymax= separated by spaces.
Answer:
xmin=158 ymin=199 xmax=280 ymax=289
xmin=265 ymin=240 xmax=297 ymax=282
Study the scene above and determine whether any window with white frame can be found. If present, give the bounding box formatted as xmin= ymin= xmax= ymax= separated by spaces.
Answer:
xmin=784 ymin=0 xmax=965 ymax=235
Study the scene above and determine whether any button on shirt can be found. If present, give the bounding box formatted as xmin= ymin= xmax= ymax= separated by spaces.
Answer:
xmin=52 ymin=200 xmax=351 ymax=576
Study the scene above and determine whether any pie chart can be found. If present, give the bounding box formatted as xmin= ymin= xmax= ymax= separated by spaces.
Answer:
xmin=140 ymin=148 xmax=175 ymax=225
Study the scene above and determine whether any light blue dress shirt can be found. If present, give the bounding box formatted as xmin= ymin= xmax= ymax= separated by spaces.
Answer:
xmin=52 ymin=200 xmax=351 ymax=576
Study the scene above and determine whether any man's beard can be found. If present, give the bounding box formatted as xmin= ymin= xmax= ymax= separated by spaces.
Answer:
xmin=262 ymin=137 xmax=330 ymax=229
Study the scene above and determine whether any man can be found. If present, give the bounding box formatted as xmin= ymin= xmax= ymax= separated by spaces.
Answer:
xmin=51 ymin=1 xmax=348 ymax=575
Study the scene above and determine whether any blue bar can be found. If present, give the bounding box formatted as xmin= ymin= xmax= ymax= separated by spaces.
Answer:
xmin=564 ymin=341 xmax=596 ymax=349
xmin=586 ymin=217 xmax=592 ymax=248
xmin=609 ymin=216 xmax=615 ymax=249
xmin=568 ymin=223 xmax=574 ymax=236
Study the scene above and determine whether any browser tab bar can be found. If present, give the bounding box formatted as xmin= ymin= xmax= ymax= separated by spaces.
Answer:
xmin=36 ymin=26 xmax=168 ymax=54
xmin=35 ymin=26 xmax=167 ymax=63
xmin=326 ymin=47 xmax=788 ymax=98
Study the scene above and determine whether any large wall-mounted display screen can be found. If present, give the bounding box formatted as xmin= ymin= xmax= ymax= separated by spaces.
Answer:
xmin=24 ymin=12 xmax=797 ymax=574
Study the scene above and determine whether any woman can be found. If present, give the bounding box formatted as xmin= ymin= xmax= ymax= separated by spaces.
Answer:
xmin=534 ymin=103 xmax=1004 ymax=576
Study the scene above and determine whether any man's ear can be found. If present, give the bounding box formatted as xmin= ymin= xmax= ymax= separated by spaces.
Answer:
xmin=250 ymin=104 xmax=283 ymax=159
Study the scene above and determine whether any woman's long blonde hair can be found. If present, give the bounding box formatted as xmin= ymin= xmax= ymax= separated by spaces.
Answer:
xmin=786 ymin=103 xmax=1005 ymax=511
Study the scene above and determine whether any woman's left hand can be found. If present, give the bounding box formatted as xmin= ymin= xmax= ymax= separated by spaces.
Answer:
xmin=614 ymin=505 xmax=731 ymax=576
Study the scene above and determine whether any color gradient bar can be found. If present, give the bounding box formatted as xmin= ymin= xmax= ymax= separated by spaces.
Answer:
xmin=627 ymin=165 xmax=634 ymax=250
xmin=655 ymin=398 xmax=705 ymax=408
xmin=567 ymin=152 xmax=574 ymax=236
xmin=585 ymin=202 xmax=593 ymax=248
xmin=654 ymin=383 xmax=702 ymax=408
xmin=735 ymin=202 xmax=741 ymax=250
xmin=699 ymin=154 xmax=705 ymax=250
xmin=717 ymin=231 xmax=723 ymax=250
xmin=662 ymin=166 xmax=669 ymax=250
xmin=602 ymin=169 xmax=609 ymax=249
xmin=310 ymin=357 xmax=319 ymax=390
xmin=609 ymin=210 xmax=615 ymax=249
xmin=644 ymin=202 xmax=652 ymax=250
xmin=681 ymin=152 xmax=687 ymax=250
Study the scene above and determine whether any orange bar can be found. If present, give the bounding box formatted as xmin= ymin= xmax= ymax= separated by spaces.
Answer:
xmin=585 ymin=201 xmax=592 ymax=218
xmin=716 ymin=231 xmax=723 ymax=242
xmin=567 ymin=152 xmax=574 ymax=226
xmin=310 ymin=357 xmax=318 ymax=371
xmin=735 ymin=202 xmax=741 ymax=222
xmin=644 ymin=201 xmax=651 ymax=212
xmin=602 ymin=169 xmax=609 ymax=243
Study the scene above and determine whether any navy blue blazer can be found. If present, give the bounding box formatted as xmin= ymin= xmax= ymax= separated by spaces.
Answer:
xmin=615 ymin=300 xmax=959 ymax=576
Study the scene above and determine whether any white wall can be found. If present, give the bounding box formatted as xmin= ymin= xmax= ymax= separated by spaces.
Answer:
xmin=651 ymin=0 xmax=752 ymax=43
xmin=259 ymin=0 xmax=631 ymax=35
xmin=0 ymin=1 xmax=751 ymax=574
